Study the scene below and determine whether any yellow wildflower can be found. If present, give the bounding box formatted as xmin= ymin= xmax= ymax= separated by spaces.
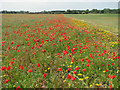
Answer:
xmin=103 ymin=71 xmax=106 ymax=73
xmin=79 ymin=78 xmax=83 ymax=81
xmin=78 ymin=73 xmax=82 ymax=76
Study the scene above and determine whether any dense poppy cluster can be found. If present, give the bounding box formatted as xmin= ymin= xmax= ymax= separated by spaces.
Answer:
xmin=1 ymin=14 xmax=119 ymax=88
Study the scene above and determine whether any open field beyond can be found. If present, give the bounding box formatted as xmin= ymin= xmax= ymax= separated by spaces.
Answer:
xmin=65 ymin=14 xmax=118 ymax=34
xmin=1 ymin=14 xmax=120 ymax=89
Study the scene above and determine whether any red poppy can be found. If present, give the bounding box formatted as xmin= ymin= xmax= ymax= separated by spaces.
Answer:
xmin=52 ymin=43 xmax=55 ymax=46
xmin=28 ymin=69 xmax=32 ymax=73
xmin=58 ymin=68 xmax=62 ymax=71
xmin=16 ymin=86 xmax=22 ymax=90
xmin=11 ymin=42 xmax=14 ymax=44
xmin=6 ymin=66 xmax=11 ymax=70
xmin=60 ymin=56 xmax=62 ymax=58
xmin=9 ymin=61 xmax=13 ymax=65
xmin=37 ymin=63 xmax=40 ymax=67
xmin=109 ymin=84 xmax=112 ymax=89
xmin=31 ymin=46 xmax=35 ymax=49
xmin=82 ymin=69 xmax=86 ymax=72
xmin=36 ymin=39 xmax=40 ymax=42
xmin=43 ymin=73 xmax=47 ymax=78
xmin=111 ymin=63 xmax=114 ymax=65
xmin=16 ymin=44 xmax=19 ymax=47
xmin=86 ymin=63 xmax=90 ymax=67
xmin=106 ymin=69 xmax=109 ymax=72
xmin=71 ymin=77 xmax=75 ymax=81
xmin=2 ymin=41 xmax=5 ymax=43
xmin=68 ymin=67 xmax=71 ymax=71
xmin=17 ymin=50 xmax=20 ymax=52
xmin=67 ymin=74 xmax=71 ymax=79
xmin=27 ymin=42 xmax=29 ymax=46
xmin=108 ymin=75 xmax=111 ymax=78
xmin=76 ymin=67 xmax=79 ymax=70
xmin=12 ymin=58 xmax=15 ymax=60
xmin=20 ymin=65 xmax=24 ymax=70
xmin=57 ymin=53 xmax=59 ymax=55
xmin=0 ymin=66 xmax=5 ymax=70
xmin=39 ymin=44 xmax=42 ymax=47
xmin=119 ymin=75 xmax=120 ymax=77
xmin=73 ymin=71 xmax=77 ymax=74
xmin=5 ymin=79 xmax=9 ymax=84
xmin=111 ymin=75 xmax=115 ymax=79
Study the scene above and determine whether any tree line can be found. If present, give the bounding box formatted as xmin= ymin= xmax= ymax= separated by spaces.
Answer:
xmin=1 ymin=8 xmax=120 ymax=14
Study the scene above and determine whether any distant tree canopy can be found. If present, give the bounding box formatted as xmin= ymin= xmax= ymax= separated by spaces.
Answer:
xmin=0 ymin=8 xmax=119 ymax=14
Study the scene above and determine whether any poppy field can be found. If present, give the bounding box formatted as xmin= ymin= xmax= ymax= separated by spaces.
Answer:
xmin=1 ymin=14 xmax=120 ymax=89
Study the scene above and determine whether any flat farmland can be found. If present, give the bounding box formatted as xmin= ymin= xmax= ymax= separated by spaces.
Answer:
xmin=65 ymin=14 xmax=118 ymax=34
xmin=1 ymin=14 xmax=119 ymax=89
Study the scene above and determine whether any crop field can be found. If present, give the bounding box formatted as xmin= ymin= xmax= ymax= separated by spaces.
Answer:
xmin=65 ymin=14 xmax=118 ymax=34
xmin=1 ymin=14 xmax=120 ymax=89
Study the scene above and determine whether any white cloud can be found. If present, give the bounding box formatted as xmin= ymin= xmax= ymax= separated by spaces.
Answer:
xmin=0 ymin=1 xmax=118 ymax=11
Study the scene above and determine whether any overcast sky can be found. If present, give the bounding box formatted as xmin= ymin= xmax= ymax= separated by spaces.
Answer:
xmin=0 ymin=0 xmax=119 ymax=12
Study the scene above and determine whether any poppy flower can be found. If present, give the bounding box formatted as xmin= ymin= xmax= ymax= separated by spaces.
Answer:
xmin=58 ymin=68 xmax=62 ymax=71
xmin=12 ymin=58 xmax=15 ymax=60
xmin=68 ymin=67 xmax=71 ymax=71
xmin=109 ymin=84 xmax=112 ymax=89
xmin=71 ymin=77 xmax=75 ymax=81
xmin=0 ymin=66 xmax=5 ymax=70
xmin=2 ymin=41 xmax=5 ymax=43
xmin=69 ymin=55 xmax=71 ymax=57
xmin=76 ymin=67 xmax=79 ymax=70
xmin=4 ymin=54 xmax=7 ymax=56
xmin=43 ymin=73 xmax=47 ymax=78
xmin=108 ymin=75 xmax=111 ymax=78
xmin=102 ymin=64 xmax=104 ymax=66
xmin=36 ymin=39 xmax=40 ymax=42
xmin=6 ymin=66 xmax=11 ymax=70
xmin=20 ymin=65 xmax=24 ymax=70
xmin=11 ymin=42 xmax=14 ymax=44
xmin=73 ymin=71 xmax=77 ymax=74
xmin=57 ymin=53 xmax=59 ymax=55
xmin=46 ymin=39 xmax=49 ymax=41
xmin=16 ymin=44 xmax=19 ymax=47
xmin=17 ymin=50 xmax=20 ymax=52
xmin=82 ymin=69 xmax=86 ymax=72
xmin=9 ymin=61 xmax=13 ymax=65
xmin=111 ymin=63 xmax=114 ymax=65
xmin=67 ymin=74 xmax=71 ymax=79
xmin=5 ymin=79 xmax=9 ymax=84
xmin=31 ymin=46 xmax=35 ymax=49
xmin=28 ymin=69 xmax=32 ymax=73
xmin=52 ymin=43 xmax=55 ymax=46
xmin=119 ymin=75 xmax=120 ymax=77
xmin=86 ymin=63 xmax=90 ymax=67
xmin=111 ymin=75 xmax=115 ymax=79
xmin=37 ymin=63 xmax=40 ymax=67
xmin=106 ymin=69 xmax=109 ymax=72
xmin=39 ymin=44 xmax=42 ymax=47
xmin=27 ymin=42 xmax=29 ymax=46
xmin=60 ymin=56 xmax=62 ymax=58
xmin=16 ymin=86 xmax=22 ymax=90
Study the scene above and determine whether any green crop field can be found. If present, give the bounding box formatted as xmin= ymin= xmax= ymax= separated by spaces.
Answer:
xmin=65 ymin=14 xmax=118 ymax=34
xmin=1 ymin=14 xmax=119 ymax=89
